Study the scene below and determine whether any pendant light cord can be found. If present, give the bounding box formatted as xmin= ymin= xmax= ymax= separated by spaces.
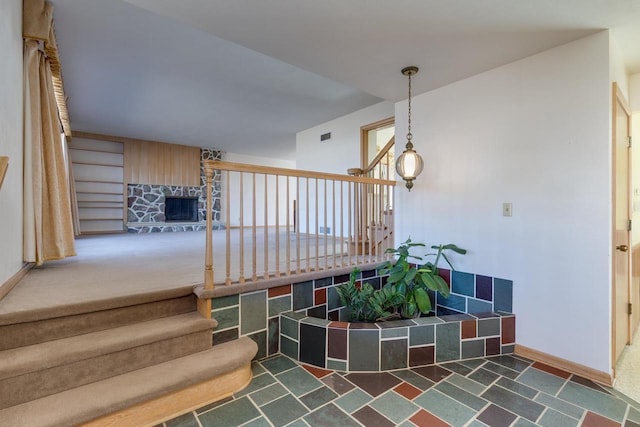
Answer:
xmin=406 ymin=72 xmax=413 ymax=149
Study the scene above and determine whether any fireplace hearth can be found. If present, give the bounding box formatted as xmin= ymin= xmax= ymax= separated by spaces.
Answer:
xmin=165 ymin=197 xmax=198 ymax=222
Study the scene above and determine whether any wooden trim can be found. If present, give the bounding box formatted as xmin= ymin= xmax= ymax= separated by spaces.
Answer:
xmin=0 ymin=263 xmax=35 ymax=301
xmin=0 ymin=156 xmax=8 ymax=189
xmin=78 ymin=230 xmax=126 ymax=236
xmin=515 ymin=344 xmax=613 ymax=386
xmin=363 ymin=136 xmax=395 ymax=174
xmin=80 ymin=363 xmax=253 ymax=427
xmin=360 ymin=117 xmax=395 ymax=169
xmin=206 ymin=160 xmax=396 ymax=186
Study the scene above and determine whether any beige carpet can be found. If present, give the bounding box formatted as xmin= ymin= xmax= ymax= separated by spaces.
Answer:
xmin=0 ymin=229 xmax=357 ymax=317
xmin=615 ymin=326 xmax=640 ymax=403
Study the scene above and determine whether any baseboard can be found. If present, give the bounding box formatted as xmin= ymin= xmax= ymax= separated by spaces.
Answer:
xmin=514 ymin=344 xmax=613 ymax=386
xmin=81 ymin=362 xmax=253 ymax=427
xmin=0 ymin=263 xmax=34 ymax=302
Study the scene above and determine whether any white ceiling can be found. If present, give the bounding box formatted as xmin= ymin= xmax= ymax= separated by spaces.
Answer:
xmin=52 ymin=0 xmax=640 ymax=160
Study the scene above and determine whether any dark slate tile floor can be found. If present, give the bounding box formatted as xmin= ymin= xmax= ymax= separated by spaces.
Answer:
xmin=162 ymin=354 xmax=640 ymax=427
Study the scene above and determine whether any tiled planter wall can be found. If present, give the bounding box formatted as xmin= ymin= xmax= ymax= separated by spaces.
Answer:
xmin=127 ymin=148 xmax=223 ymax=233
xmin=211 ymin=268 xmax=515 ymax=369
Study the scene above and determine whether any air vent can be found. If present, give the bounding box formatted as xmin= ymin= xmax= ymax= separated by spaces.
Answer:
xmin=320 ymin=132 xmax=331 ymax=142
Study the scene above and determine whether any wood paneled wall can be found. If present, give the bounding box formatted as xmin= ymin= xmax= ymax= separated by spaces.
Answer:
xmin=124 ymin=139 xmax=200 ymax=187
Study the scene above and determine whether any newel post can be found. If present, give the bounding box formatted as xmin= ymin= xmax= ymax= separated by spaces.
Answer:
xmin=204 ymin=161 xmax=215 ymax=290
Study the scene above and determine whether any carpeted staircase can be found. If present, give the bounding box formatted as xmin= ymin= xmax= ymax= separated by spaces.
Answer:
xmin=0 ymin=286 xmax=257 ymax=426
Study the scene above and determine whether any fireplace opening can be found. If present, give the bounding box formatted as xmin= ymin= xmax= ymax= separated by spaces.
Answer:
xmin=165 ymin=197 xmax=199 ymax=222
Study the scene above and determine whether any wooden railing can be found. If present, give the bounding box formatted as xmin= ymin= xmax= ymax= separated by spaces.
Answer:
xmin=202 ymin=160 xmax=396 ymax=289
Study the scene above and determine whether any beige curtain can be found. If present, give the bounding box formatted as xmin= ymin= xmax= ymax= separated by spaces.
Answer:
xmin=23 ymin=40 xmax=76 ymax=264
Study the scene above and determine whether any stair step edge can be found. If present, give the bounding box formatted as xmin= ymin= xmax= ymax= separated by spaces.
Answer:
xmin=0 ymin=337 xmax=259 ymax=427
xmin=0 ymin=312 xmax=218 ymax=380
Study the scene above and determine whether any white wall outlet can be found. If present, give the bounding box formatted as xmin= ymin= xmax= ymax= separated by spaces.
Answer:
xmin=503 ymin=202 xmax=512 ymax=217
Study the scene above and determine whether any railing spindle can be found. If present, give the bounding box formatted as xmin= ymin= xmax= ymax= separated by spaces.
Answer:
xmin=275 ymin=175 xmax=280 ymax=277
xmin=252 ymin=173 xmax=257 ymax=282
xmin=239 ymin=172 xmax=245 ymax=284
xmin=286 ymin=176 xmax=291 ymax=275
xmin=225 ymin=170 xmax=231 ymax=285
xmin=203 ymin=162 xmax=214 ymax=290
xmin=332 ymin=179 xmax=336 ymax=269
xmin=315 ymin=178 xmax=319 ymax=271
xmin=306 ymin=178 xmax=310 ymax=272
xmin=264 ymin=173 xmax=268 ymax=279
xmin=296 ymin=177 xmax=301 ymax=274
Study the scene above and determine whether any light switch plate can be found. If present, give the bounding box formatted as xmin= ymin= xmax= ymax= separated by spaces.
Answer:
xmin=503 ymin=202 xmax=512 ymax=217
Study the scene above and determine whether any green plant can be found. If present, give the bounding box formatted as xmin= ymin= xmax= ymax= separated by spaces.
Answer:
xmin=336 ymin=268 xmax=405 ymax=322
xmin=378 ymin=238 xmax=467 ymax=318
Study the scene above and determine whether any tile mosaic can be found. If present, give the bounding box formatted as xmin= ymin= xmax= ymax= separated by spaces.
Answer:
xmin=299 ymin=323 xmax=326 ymax=368
xmin=165 ymin=411 xmax=198 ymax=427
xmin=249 ymin=382 xmax=288 ymax=406
xmin=381 ymin=327 xmax=408 ymax=338
xmin=327 ymin=287 xmax=342 ymax=311
xmin=333 ymin=273 xmax=351 ymax=285
xmin=580 ymin=411 xmax=622 ymax=427
xmin=438 ymin=269 xmax=451 ymax=286
xmin=557 ymin=381 xmax=627 ymax=422
xmin=409 ymin=345 xmax=435 ymax=367
xmin=468 ymin=368 xmax=501 ymax=386
xmin=501 ymin=316 xmax=516 ymax=344
xmin=489 ymin=355 xmax=531 ymax=372
xmin=409 ymin=409 xmax=451 ymax=427
xmin=348 ymin=329 xmax=379 ymax=371
xmin=195 ymin=396 xmax=233 ymax=414
xmin=241 ymin=292 xmax=267 ymax=335
xmin=414 ymin=389 xmax=476 ymax=427
xmin=392 ymin=369 xmax=436 ymax=391
xmin=476 ymin=404 xmax=517 ymax=427
xmin=413 ymin=365 xmax=453 ymax=383
xmin=517 ymin=367 xmax=567 ymax=395
xmin=410 ymin=324 xmax=435 ymax=346
xmin=212 ymin=306 xmax=239 ymax=330
xmin=512 ymin=418 xmax=538 ymax=427
xmin=344 ymin=372 xmax=402 ymax=397
xmin=381 ymin=338 xmax=408 ymax=370
xmin=493 ymin=278 xmax=513 ymax=312
xmin=327 ymin=310 xmax=340 ymax=321
xmin=458 ymin=358 xmax=486 ymax=369
xmin=212 ymin=294 xmax=239 ymax=309
xmin=442 ymin=313 xmax=475 ymax=322
xmin=394 ymin=382 xmax=423 ymax=400
xmin=532 ymin=361 xmax=571 ymax=379
xmin=352 ymin=405 xmax=395 ymax=427
xmin=476 ymin=275 xmax=493 ymax=301
xmin=483 ymin=361 xmax=520 ymax=379
xmin=496 ymin=376 xmax=538 ymax=399
xmin=435 ymin=322 xmax=461 ymax=362
xmin=434 ymin=381 xmax=488 ymax=410
xmin=300 ymin=386 xmax=339 ymax=410
xmin=462 ymin=339 xmax=485 ymax=359
xmin=570 ymin=375 xmax=611 ymax=394
xmin=268 ymin=317 xmax=279 ymax=356
xmin=473 ymin=312 xmax=500 ymax=319
xmin=280 ymin=315 xmax=299 ymax=340
xmin=268 ymin=284 xmax=291 ymax=298
xmin=452 ymin=271 xmax=475 ymax=297
xmin=413 ymin=316 xmax=444 ymax=325
xmin=198 ymin=396 xmax=260 ymax=426
xmin=261 ymin=355 xmax=298 ymax=375
xmin=236 ymin=372 xmax=277 ymax=397
xmin=335 ymin=388 xmax=372 ymax=413
xmin=348 ymin=321 xmax=378 ymax=329
xmin=481 ymin=384 xmax=545 ymax=422
xmin=327 ymin=328 xmax=347 ymax=360
xmin=314 ymin=277 xmax=332 ymax=288
xmin=629 ymin=406 xmax=640 ymax=423
xmin=268 ymin=295 xmax=291 ymax=317
xmin=440 ymin=362 xmax=473 ymax=376
xmin=276 ymin=366 xmax=322 ymax=397
xmin=462 ymin=320 xmax=477 ymax=339
xmin=486 ymin=337 xmax=501 ymax=356
xmin=314 ymin=288 xmax=326 ymax=305
xmin=537 ymin=408 xmax=579 ymax=427
xmin=304 ymin=403 xmax=361 ymax=427
xmin=301 ymin=316 xmax=330 ymax=327
xmin=468 ymin=299 xmax=493 ymax=314
xmin=252 ymin=361 xmax=266 ymax=376
xmin=437 ymin=293 xmax=467 ymax=312
xmin=280 ymin=336 xmax=298 ymax=359
xmin=248 ymin=330 xmax=267 ymax=359
xmin=478 ymin=318 xmax=500 ymax=337
xmin=213 ymin=327 xmax=238 ymax=345
xmin=306 ymin=305 xmax=326 ymax=319
xmin=378 ymin=319 xmax=416 ymax=328
xmin=326 ymin=359 xmax=347 ymax=371
xmin=293 ymin=281 xmax=314 ymax=310
xmin=534 ymin=392 xmax=584 ymax=420
xmin=302 ymin=364 xmax=332 ymax=379
xmin=370 ymin=390 xmax=419 ymax=424
xmin=446 ymin=373 xmax=486 ymax=396
xmin=501 ymin=344 xmax=515 ymax=354
xmin=241 ymin=417 xmax=272 ymax=427
xmin=261 ymin=394 xmax=308 ymax=427
xmin=322 ymin=373 xmax=355 ymax=395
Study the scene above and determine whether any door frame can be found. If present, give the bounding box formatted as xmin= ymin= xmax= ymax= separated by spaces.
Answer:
xmin=611 ymin=82 xmax=632 ymax=373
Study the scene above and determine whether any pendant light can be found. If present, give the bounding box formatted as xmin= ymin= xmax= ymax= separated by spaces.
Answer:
xmin=395 ymin=66 xmax=424 ymax=191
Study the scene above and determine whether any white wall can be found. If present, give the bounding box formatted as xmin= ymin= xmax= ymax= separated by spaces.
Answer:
xmin=223 ymin=152 xmax=295 ymax=227
xmin=631 ymin=74 xmax=640 ymax=246
xmin=296 ymin=101 xmax=394 ymax=174
xmin=0 ymin=0 xmax=24 ymax=284
xmin=394 ymin=31 xmax=612 ymax=372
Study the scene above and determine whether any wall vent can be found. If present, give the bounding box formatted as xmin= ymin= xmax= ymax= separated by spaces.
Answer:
xmin=320 ymin=132 xmax=331 ymax=142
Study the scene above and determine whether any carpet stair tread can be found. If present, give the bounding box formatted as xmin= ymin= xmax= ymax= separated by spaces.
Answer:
xmin=0 ymin=337 xmax=258 ymax=427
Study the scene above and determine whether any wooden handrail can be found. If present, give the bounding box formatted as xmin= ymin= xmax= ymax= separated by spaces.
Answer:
xmin=363 ymin=136 xmax=395 ymax=175
xmin=205 ymin=160 xmax=396 ymax=186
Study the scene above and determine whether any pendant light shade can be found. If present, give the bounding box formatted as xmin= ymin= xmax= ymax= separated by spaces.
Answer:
xmin=396 ymin=66 xmax=424 ymax=191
